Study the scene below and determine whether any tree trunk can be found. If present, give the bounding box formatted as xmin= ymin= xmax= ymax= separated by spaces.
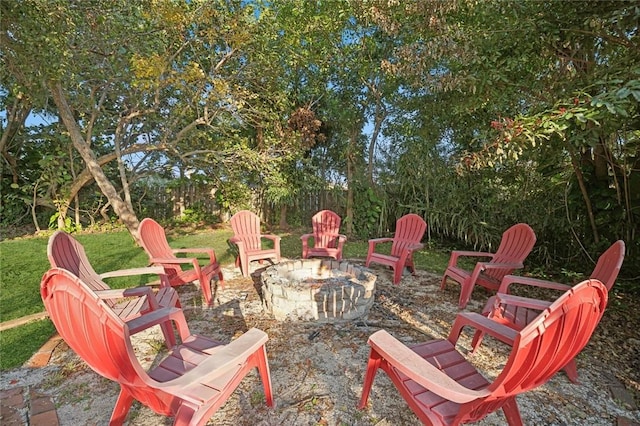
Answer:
xmin=57 ymin=144 xmax=169 ymax=221
xmin=114 ymin=118 xmax=135 ymax=213
xmin=74 ymin=195 xmax=81 ymax=229
xmin=593 ymin=140 xmax=609 ymax=182
xmin=279 ymin=205 xmax=288 ymax=229
xmin=345 ymin=126 xmax=358 ymax=235
xmin=48 ymin=81 xmax=142 ymax=244
xmin=567 ymin=145 xmax=600 ymax=244
xmin=31 ymin=182 xmax=41 ymax=232
xmin=367 ymin=106 xmax=386 ymax=186
xmin=0 ymin=96 xmax=31 ymax=185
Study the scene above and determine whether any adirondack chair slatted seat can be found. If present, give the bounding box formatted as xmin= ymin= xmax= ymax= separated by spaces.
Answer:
xmin=440 ymin=223 xmax=537 ymax=309
xmin=47 ymin=230 xmax=179 ymax=347
xmin=301 ymin=210 xmax=347 ymax=260
xmin=358 ymin=279 xmax=608 ymax=425
xmin=366 ymin=213 xmax=427 ymax=285
xmin=41 ymin=268 xmax=274 ymax=426
xmin=139 ymin=218 xmax=224 ymax=306
xmin=229 ymin=210 xmax=281 ymax=278
xmin=466 ymin=240 xmax=625 ymax=383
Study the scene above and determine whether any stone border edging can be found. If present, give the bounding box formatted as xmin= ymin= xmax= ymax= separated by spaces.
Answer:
xmin=0 ymin=312 xmax=49 ymax=331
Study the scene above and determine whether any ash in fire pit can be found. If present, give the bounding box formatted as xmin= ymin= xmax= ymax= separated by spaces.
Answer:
xmin=261 ymin=259 xmax=376 ymax=322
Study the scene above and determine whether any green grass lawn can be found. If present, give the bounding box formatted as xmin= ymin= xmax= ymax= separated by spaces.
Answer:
xmin=0 ymin=225 xmax=453 ymax=370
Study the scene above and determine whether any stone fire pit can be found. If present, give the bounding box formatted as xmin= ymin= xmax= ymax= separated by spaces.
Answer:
xmin=261 ymin=259 xmax=376 ymax=322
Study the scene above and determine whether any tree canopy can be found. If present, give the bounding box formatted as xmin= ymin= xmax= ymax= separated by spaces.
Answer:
xmin=2 ymin=0 xmax=638 ymax=278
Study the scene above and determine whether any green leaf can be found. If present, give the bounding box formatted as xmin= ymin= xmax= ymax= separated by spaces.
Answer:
xmin=616 ymin=88 xmax=631 ymax=98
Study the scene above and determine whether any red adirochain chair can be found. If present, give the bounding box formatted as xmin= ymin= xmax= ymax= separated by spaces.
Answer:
xmin=41 ymin=268 xmax=274 ymax=425
xmin=301 ymin=210 xmax=347 ymax=260
xmin=359 ymin=279 xmax=608 ymax=425
xmin=139 ymin=218 xmax=224 ymax=306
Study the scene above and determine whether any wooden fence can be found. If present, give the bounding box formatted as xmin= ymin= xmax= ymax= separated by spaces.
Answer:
xmin=144 ymin=183 xmax=345 ymax=226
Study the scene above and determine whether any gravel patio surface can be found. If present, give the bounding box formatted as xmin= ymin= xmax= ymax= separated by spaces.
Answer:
xmin=2 ymin=260 xmax=639 ymax=425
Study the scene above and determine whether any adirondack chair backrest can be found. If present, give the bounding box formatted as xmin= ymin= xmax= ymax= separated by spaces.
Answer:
xmin=40 ymin=268 xmax=157 ymax=407
xmin=390 ymin=214 xmax=427 ymax=258
xmin=230 ymin=210 xmax=263 ymax=250
xmin=458 ymin=279 xmax=607 ymax=423
xmin=311 ymin=210 xmax=341 ymax=249
xmin=47 ymin=231 xmax=113 ymax=304
xmin=590 ymin=240 xmax=625 ymax=290
xmin=139 ymin=218 xmax=183 ymax=278
xmin=484 ymin=223 xmax=536 ymax=281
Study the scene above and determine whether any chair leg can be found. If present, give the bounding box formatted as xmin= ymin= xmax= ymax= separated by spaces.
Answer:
xmin=458 ymin=280 xmax=474 ymax=309
xmin=358 ymin=348 xmax=382 ymax=409
xmin=216 ymin=270 xmax=225 ymax=290
xmin=256 ymin=346 xmax=274 ymax=407
xmin=365 ymin=252 xmax=373 ymax=268
xmin=110 ymin=388 xmax=134 ymax=425
xmin=239 ymin=253 xmax=249 ymax=277
xmin=470 ymin=330 xmax=485 ymax=353
xmin=200 ymin=276 xmax=213 ymax=306
xmin=158 ymin=321 xmax=176 ymax=349
xmin=501 ymin=396 xmax=524 ymax=426
xmin=173 ymin=404 xmax=198 ymax=426
xmin=440 ymin=272 xmax=450 ymax=289
xmin=563 ymin=359 xmax=579 ymax=383
xmin=392 ymin=266 xmax=403 ymax=285
xmin=408 ymin=264 xmax=416 ymax=276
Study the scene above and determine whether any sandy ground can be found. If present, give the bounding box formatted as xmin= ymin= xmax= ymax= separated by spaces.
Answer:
xmin=2 ymin=260 xmax=639 ymax=425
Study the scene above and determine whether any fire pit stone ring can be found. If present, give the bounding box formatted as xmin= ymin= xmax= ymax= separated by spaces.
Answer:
xmin=260 ymin=259 xmax=376 ymax=322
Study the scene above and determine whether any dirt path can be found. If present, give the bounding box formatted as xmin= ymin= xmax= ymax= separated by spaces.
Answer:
xmin=2 ymin=261 xmax=639 ymax=425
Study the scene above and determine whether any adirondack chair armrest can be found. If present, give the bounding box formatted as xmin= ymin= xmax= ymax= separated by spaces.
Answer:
xmin=261 ymin=234 xmax=281 ymax=243
xmin=150 ymin=257 xmax=203 ymax=276
xmin=300 ymin=233 xmax=313 ymax=242
xmin=150 ymin=257 xmax=198 ymax=265
xmin=492 ymin=293 xmax=553 ymax=311
xmin=447 ymin=251 xmax=495 ymax=266
xmin=337 ymin=234 xmax=347 ymax=242
xmin=369 ymin=237 xmax=393 ymax=244
xmin=477 ymin=261 xmax=524 ymax=272
xmin=126 ymin=307 xmax=187 ymax=336
xmin=99 ymin=266 xmax=165 ymax=279
xmin=368 ymin=238 xmax=393 ymax=251
xmin=160 ymin=328 xmax=269 ymax=396
xmin=448 ymin=312 xmax=519 ymax=347
xmin=498 ymin=275 xmax=572 ymax=294
xmin=172 ymin=248 xmax=217 ymax=263
xmin=368 ymin=330 xmax=489 ymax=404
xmin=405 ymin=243 xmax=424 ymax=252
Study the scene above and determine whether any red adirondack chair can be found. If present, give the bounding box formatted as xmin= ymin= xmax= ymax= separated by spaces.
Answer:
xmin=365 ymin=213 xmax=427 ymax=285
xmin=440 ymin=223 xmax=536 ymax=309
xmin=301 ymin=210 xmax=347 ymax=260
xmin=47 ymin=230 xmax=178 ymax=347
xmin=466 ymin=240 xmax=625 ymax=383
xmin=41 ymin=268 xmax=274 ymax=425
xmin=139 ymin=218 xmax=223 ymax=306
xmin=358 ymin=279 xmax=608 ymax=425
xmin=229 ymin=210 xmax=281 ymax=277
